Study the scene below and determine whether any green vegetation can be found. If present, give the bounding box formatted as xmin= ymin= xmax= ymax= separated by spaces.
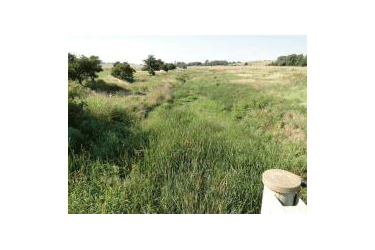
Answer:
xmin=111 ymin=62 xmax=136 ymax=83
xmin=68 ymin=53 xmax=103 ymax=85
xmin=162 ymin=63 xmax=177 ymax=72
xmin=142 ymin=55 xmax=167 ymax=75
xmin=68 ymin=57 xmax=307 ymax=213
xmin=268 ymin=54 xmax=307 ymax=66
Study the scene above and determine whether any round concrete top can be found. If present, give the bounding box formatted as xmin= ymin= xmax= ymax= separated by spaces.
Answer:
xmin=262 ymin=169 xmax=301 ymax=194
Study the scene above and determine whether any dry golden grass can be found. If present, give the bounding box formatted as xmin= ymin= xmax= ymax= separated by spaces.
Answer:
xmin=279 ymin=110 xmax=307 ymax=143
xmin=229 ymin=67 xmax=307 ymax=89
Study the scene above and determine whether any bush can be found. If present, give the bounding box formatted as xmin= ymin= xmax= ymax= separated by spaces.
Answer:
xmin=111 ymin=62 xmax=136 ymax=82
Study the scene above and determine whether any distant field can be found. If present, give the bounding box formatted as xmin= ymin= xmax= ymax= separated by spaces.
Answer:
xmin=68 ymin=65 xmax=307 ymax=213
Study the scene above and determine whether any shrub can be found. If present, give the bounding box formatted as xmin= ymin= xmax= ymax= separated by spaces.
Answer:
xmin=111 ymin=62 xmax=136 ymax=83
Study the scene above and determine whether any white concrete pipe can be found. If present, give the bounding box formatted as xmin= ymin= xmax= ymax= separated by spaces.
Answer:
xmin=261 ymin=169 xmax=307 ymax=214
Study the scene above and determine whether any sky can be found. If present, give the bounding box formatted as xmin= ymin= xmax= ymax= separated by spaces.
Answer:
xmin=68 ymin=35 xmax=307 ymax=64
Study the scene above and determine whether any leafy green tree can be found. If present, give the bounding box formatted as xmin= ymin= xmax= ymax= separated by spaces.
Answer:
xmin=157 ymin=59 xmax=164 ymax=69
xmin=68 ymin=53 xmax=103 ymax=85
xmin=273 ymin=54 xmax=306 ymax=67
xmin=111 ymin=62 xmax=136 ymax=82
xmin=142 ymin=55 xmax=165 ymax=75
xmin=162 ymin=63 xmax=177 ymax=72
xmin=169 ymin=63 xmax=176 ymax=70
xmin=68 ymin=53 xmax=78 ymax=81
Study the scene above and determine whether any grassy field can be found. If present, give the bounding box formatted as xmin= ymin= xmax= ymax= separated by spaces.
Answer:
xmin=68 ymin=65 xmax=307 ymax=214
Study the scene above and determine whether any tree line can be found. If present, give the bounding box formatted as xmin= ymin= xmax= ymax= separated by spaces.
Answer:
xmin=178 ymin=60 xmax=229 ymax=67
xmin=268 ymin=54 xmax=307 ymax=66
xmin=68 ymin=52 xmax=308 ymax=85
xmin=68 ymin=53 xmax=178 ymax=83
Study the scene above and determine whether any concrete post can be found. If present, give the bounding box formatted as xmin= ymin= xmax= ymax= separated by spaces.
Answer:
xmin=261 ymin=169 xmax=307 ymax=214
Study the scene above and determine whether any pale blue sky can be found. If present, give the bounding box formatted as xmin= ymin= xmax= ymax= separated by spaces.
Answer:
xmin=68 ymin=35 xmax=307 ymax=64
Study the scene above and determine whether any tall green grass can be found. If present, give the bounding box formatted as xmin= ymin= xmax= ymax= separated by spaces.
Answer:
xmin=68 ymin=66 xmax=307 ymax=213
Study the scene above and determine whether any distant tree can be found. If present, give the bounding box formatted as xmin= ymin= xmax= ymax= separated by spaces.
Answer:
xmin=68 ymin=53 xmax=103 ymax=85
xmin=302 ymin=55 xmax=307 ymax=66
xmin=162 ymin=63 xmax=177 ymax=73
xmin=157 ymin=59 xmax=164 ymax=69
xmin=244 ymin=62 xmax=248 ymax=66
xmin=111 ymin=62 xmax=136 ymax=82
xmin=162 ymin=64 xmax=169 ymax=72
xmin=176 ymin=62 xmax=187 ymax=68
xmin=272 ymin=54 xmax=307 ymax=67
xmin=168 ymin=63 xmax=176 ymax=70
xmin=142 ymin=55 xmax=165 ymax=75
xmin=201 ymin=60 xmax=228 ymax=66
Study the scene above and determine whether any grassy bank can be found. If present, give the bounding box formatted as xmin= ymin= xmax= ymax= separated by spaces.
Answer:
xmin=68 ymin=66 xmax=307 ymax=213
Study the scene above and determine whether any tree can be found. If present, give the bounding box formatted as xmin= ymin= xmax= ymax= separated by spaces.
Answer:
xmin=111 ymin=62 xmax=136 ymax=82
xmin=142 ymin=55 xmax=165 ymax=75
xmin=176 ymin=62 xmax=187 ymax=68
xmin=162 ymin=63 xmax=177 ymax=73
xmin=273 ymin=54 xmax=306 ymax=67
xmin=162 ymin=64 xmax=169 ymax=72
xmin=169 ymin=63 xmax=176 ymax=70
xmin=68 ymin=53 xmax=103 ymax=85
